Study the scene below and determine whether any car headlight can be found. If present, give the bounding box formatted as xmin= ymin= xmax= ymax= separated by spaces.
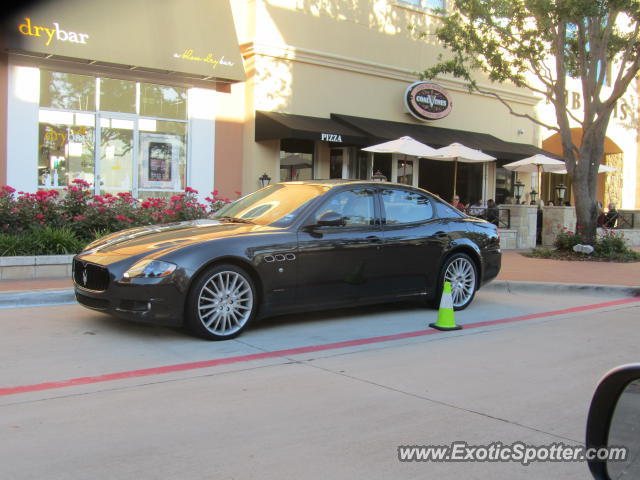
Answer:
xmin=123 ymin=259 xmax=177 ymax=279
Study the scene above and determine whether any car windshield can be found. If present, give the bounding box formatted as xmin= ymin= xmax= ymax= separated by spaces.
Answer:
xmin=211 ymin=183 xmax=332 ymax=226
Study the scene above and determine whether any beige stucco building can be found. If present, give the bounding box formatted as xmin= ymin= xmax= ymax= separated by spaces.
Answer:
xmin=1 ymin=0 xmax=638 ymax=210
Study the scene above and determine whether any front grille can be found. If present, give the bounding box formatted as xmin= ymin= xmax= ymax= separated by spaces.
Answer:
xmin=73 ymin=259 xmax=110 ymax=291
xmin=76 ymin=293 xmax=110 ymax=310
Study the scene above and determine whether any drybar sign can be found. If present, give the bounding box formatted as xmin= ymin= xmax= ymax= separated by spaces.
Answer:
xmin=18 ymin=17 xmax=89 ymax=46
xmin=404 ymin=82 xmax=452 ymax=121
xmin=2 ymin=0 xmax=245 ymax=83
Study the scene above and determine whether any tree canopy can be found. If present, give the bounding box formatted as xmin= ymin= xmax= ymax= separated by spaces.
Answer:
xmin=419 ymin=0 xmax=640 ymax=241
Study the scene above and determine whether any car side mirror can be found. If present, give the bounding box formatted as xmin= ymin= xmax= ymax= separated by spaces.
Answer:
xmin=315 ymin=210 xmax=345 ymax=227
xmin=586 ymin=363 xmax=640 ymax=479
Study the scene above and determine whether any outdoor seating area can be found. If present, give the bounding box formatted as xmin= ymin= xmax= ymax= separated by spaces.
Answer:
xmin=493 ymin=204 xmax=640 ymax=250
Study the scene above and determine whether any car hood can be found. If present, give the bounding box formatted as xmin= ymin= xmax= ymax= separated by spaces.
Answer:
xmin=76 ymin=219 xmax=278 ymax=265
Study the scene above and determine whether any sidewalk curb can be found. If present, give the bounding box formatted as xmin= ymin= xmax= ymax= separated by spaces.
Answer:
xmin=0 ymin=289 xmax=75 ymax=309
xmin=0 ymin=281 xmax=638 ymax=309
xmin=484 ymin=280 xmax=640 ymax=298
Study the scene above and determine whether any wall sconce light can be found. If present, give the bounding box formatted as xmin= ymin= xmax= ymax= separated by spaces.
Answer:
xmin=514 ymin=180 xmax=525 ymax=203
xmin=555 ymin=183 xmax=567 ymax=204
xmin=530 ymin=189 xmax=538 ymax=203
xmin=259 ymin=173 xmax=271 ymax=188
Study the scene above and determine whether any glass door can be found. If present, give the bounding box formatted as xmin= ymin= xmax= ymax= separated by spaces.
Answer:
xmin=97 ymin=115 xmax=136 ymax=195
xmin=396 ymin=158 xmax=414 ymax=185
xmin=330 ymin=148 xmax=349 ymax=179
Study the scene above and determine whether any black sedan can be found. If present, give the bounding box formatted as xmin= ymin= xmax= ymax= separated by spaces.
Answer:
xmin=73 ymin=180 xmax=501 ymax=340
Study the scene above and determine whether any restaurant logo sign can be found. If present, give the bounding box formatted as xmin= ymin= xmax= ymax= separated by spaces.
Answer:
xmin=404 ymin=82 xmax=452 ymax=121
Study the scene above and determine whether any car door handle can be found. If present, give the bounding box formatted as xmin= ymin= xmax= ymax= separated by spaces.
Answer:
xmin=434 ymin=231 xmax=448 ymax=238
xmin=366 ymin=235 xmax=382 ymax=244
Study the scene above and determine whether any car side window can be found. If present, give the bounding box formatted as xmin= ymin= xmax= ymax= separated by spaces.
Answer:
xmin=381 ymin=188 xmax=433 ymax=224
xmin=433 ymin=198 xmax=465 ymax=219
xmin=314 ymin=189 xmax=376 ymax=227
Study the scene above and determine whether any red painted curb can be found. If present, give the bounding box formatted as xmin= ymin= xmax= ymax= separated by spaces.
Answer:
xmin=1 ymin=297 xmax=638 ymax=397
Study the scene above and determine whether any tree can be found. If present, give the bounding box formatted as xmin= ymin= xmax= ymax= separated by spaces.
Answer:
xmin=419 ymin=0 xmax=640 ymax=243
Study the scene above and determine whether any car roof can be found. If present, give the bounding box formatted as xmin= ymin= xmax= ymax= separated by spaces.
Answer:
xmin=273 ymin=180 xmax=455 ymax=207
xmin=277 ymin=179 xmax=416 ymax=189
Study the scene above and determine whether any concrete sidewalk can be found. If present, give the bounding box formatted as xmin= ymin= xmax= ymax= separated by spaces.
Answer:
xmin=0 ymin=249 xmax=636 ymax=308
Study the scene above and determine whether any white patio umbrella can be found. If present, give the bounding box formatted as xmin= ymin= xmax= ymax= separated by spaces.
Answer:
xmin=425 ymin=142 xmax=496 ymax=198
xmin=503 ymin=154 xmax=566 ymax=173
xmin=362 ymin=136 xmax=439 ymax=183
xmin=503 ymin=154 xmax=566 ymax=200
xmin=362 ymin=136 xmax=439 ymax=156
xmin=548 ymin=163 xmax=616 ymax=174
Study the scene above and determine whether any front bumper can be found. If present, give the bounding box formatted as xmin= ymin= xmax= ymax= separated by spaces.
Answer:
xmin=73 ymin=257 xmax=186 ymax=327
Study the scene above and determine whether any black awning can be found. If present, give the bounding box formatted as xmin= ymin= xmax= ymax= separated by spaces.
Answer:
xmin=255 ymin=111 xmax=370 ymax=145
xmin=331 ymin=113 xmax=559 ymax=161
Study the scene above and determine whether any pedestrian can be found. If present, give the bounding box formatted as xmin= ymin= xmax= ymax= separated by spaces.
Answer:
xmin=451 ymin=195 xmax=465 ymax=211
xmin=604 ymin=203 xmax=619 ymax=228
xmin=486 ymin=199 xmax=499 ymax=226
xmin=468 ymin=199 xmax=484 ymax=217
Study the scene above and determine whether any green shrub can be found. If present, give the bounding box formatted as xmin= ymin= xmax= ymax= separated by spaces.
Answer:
xmin=0 ymin=233 xmax=28 ymax=256
xmin=594 ymin=229 xmax=627 ymax=256
xmin=26 ymin=227 xmax=86 ymax=255
xmin=553 ymin=226 xmax=584 ymax=251
xmin=0 ymin=228 xmax=85 ymax=256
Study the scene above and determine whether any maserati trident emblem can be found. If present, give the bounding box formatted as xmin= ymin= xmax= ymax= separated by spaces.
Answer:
xmin=82 ymin=269 xmax=88 ymax=286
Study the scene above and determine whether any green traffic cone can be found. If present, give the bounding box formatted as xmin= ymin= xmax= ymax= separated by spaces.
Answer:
xmin=429 ymin=281 xmax=462 ymax=331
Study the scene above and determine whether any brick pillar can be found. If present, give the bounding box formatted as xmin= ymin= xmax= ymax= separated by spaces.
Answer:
xmin=541 ymin=206 xmax=577 ymax=247
xmin=500 ymin=205 xmax=538 ymax=248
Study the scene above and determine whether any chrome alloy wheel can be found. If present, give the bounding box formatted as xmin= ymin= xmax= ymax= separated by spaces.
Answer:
xmin=443 ymin=256 xmax=477 ymax=308
xmin=197 ymin=270 xmax=254 ymax=336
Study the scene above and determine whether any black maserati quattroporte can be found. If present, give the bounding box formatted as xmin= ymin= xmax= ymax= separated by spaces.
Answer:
xmin=73 ymin=180 xmax=501 ymax=340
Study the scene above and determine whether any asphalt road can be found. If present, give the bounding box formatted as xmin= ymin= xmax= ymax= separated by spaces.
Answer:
xmin=1 ymin=288 xmax=638 ymax=479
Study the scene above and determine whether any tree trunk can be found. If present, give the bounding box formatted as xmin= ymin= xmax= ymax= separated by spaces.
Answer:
xmin=570 ymin=124 xmax=608 ymax=245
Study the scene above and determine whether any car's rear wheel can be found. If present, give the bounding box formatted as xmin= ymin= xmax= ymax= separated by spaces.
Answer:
xmin=434 ymin=252 xmax=478 ymax=311
xmin=185 ymin=264 xmax=256 ymax=340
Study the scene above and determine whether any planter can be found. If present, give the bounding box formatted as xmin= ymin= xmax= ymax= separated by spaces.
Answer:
xmin=0 ymin=255 xmax=74 ymax=280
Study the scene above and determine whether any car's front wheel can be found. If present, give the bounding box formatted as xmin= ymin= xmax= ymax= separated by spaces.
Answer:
xmin=435 ymin=252 xmax=478 ymax=311
xmin=185 ymin=264 xmax=257 ymax=340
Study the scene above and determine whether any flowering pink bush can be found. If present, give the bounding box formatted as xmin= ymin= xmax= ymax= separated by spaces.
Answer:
xmin=0 ymin=182 xmax=234 ymax=242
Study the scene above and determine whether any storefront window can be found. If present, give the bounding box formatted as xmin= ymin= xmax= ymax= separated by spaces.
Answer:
xmin=38 ymin=110 xmax=95 ymax=187
xmin=99 ymin=78 xmax=136 ymax=114
xmin=99 ymin=117 xmax=134 ymax=194
xmin=372 ymin=153 xmax=392 ymax=182
xmin=140 ymin=83 xmax=187 ymax=120
xmin=139 ymin=121 xmax=187 ymax=197
xmin=397 ymin=159 xmax=414 ymax=185
xmin=280 ymin=139 xmax=314 ymax=181
xmin=350 ymin=149 xmax=369 ymax=180
xmin=38 ymin=70 xmax=188 ymax=197
xmin=40 ymin=71 xmax=95 ymax=111
xmin=495 ymin=166 xmax=515 ymax=204
xmin=330 ymin=148 xmax=345 ymax=179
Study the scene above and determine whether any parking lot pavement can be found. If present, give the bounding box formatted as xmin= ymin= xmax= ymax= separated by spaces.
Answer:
xmin=0 ymin=291 xmax=638 ymax=479
xmin=0 ymin=288 xmax=635 ymax=396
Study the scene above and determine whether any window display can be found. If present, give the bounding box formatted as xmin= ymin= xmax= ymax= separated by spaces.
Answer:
xmin=38 ymin=70 xmax=188 ymax=197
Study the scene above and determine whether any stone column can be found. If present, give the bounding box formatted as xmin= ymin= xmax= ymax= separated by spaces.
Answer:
xmin=499 ymin=205 xmax=538 ymax=249
xmin=541 ymin=206 xmax=577 ymax=247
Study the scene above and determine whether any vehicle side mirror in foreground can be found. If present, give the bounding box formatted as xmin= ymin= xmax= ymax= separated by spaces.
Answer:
xmin=315 ymin=211 xmax=345 ymax=227
xmin=586 ymin=363 xmax=640 ymax=479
